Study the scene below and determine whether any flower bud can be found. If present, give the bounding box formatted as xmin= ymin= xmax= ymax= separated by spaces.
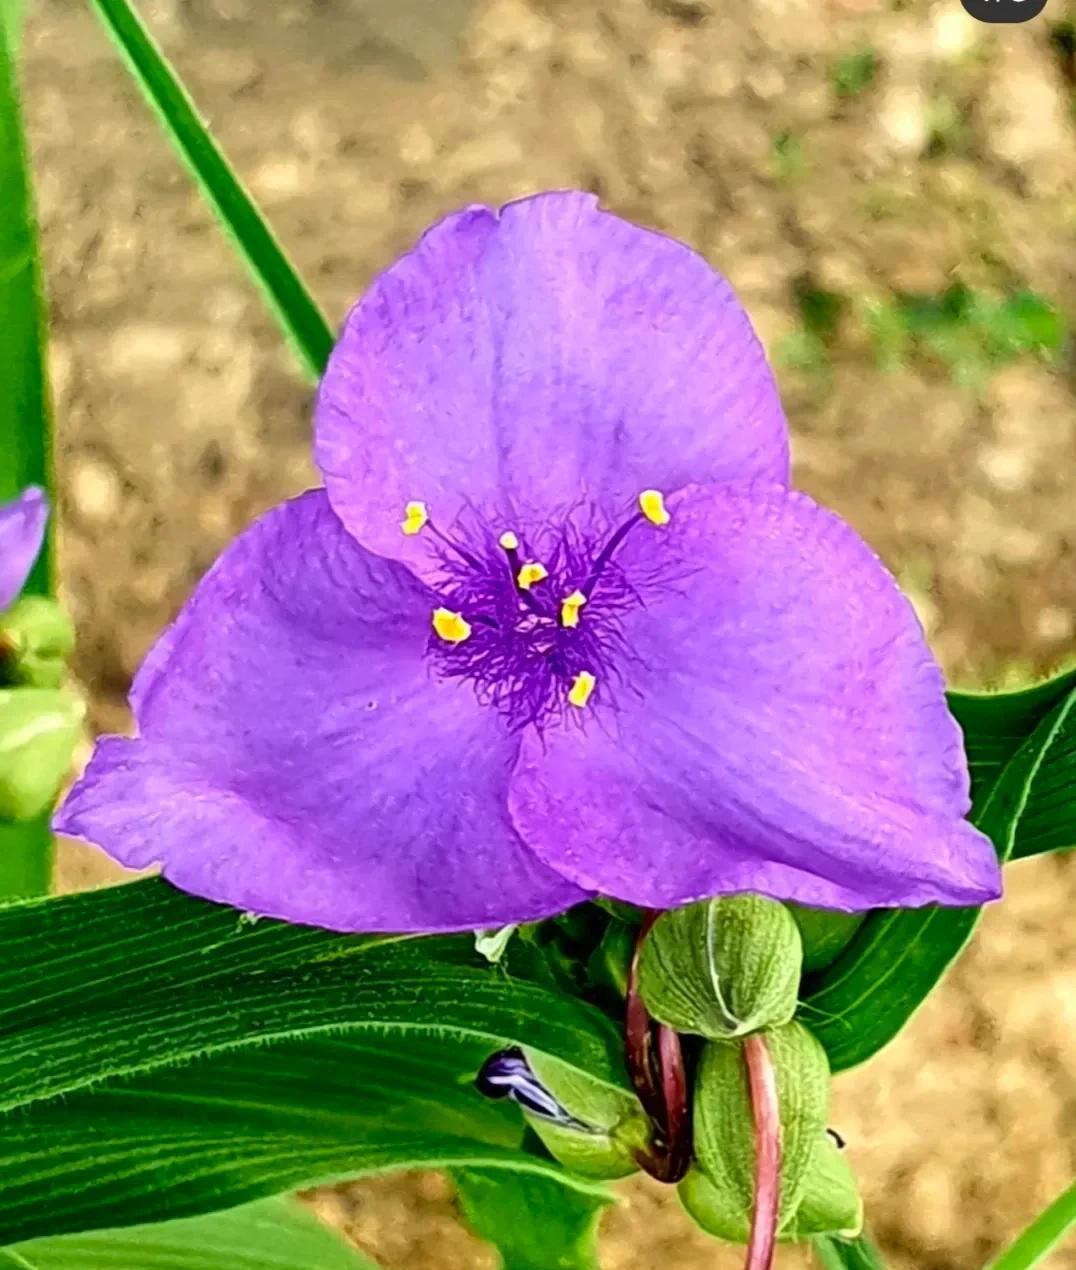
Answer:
xmin=691 ymin=1022 xmax=831 ymax=1229
xmin=0 ymin=687 xmax=85 ymax=821
xmin=476 ymin=1047 xmax=649 ymax=1180
xmin=637 ymin=895 xmax=802 ymax=1039
xmin=680 ymin=1134 xmax=861 ymax=1243
xmin=781 ymin=1135 xmax=863 ymax=1240
xmin=0 ymin=596 xmax=76 ymax=689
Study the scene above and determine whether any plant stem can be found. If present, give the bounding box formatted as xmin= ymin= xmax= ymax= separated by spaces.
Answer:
xmin=744 ymin=1032 xmax=781 ymax=1270
xmin=624 ymin=912 xmax=690 ymax=1184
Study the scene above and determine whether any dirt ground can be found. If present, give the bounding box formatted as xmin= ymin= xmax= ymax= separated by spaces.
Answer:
xmin=17 ymin=0 xmax=1076 ymax=1266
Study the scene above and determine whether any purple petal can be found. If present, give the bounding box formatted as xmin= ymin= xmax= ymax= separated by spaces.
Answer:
xmin=315 ymin=191 xmax=789 ymax=571
xmin=0 ymin=487 xmax=48 ymax=611
xmin=508 ymin=484 xmax=1001 ymax=912
xmin=55 ymin=490 xmax=587 ymax=933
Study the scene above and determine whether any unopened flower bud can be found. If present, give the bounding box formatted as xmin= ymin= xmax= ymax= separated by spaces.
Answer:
xmin=0 ymin=687 xmax=85 ymax=821
xmin=637 ymin=895 xmax=802 ymax=1039
xmin=0 ymin=596 xmax=76 ymax=689
xmin=680 ymin=1133 xmax=861 ymax=1243
xmin=691 ymin=1022 xmax=831 ymax=1231
xmin=476 ymin=1047 xmax=649 ymax=1180
xmin=782 ymin=1134 xmax=863 ymax=1240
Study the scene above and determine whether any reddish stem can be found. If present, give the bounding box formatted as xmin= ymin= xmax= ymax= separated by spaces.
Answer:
xmin=624 ymin=912 xmax=690 ymax=1184
xmin=743 ymin=1032 xmax=781 ymax=1270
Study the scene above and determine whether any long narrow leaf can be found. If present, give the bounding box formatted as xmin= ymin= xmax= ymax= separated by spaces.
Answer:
xmin=0 ymin=7 xmax=54 ymax=898
xmin=2 ymin=1197 xmax=378 ymax=1269
xmin=88 ymin=0 xmax=333 ymax=380
xmin=986 ymin=1181 xmax=1076 ymax=1270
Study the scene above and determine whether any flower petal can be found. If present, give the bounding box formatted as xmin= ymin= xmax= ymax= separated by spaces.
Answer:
xmin=0 ymin=487 xmax=48 ymax=611
xmin=509 ymin=484 xmax=1001 ymax=912
xmin=315 ymin=191 xmax=789 ymax=569
xmin=55 ymin=490 xmax=588 ymax=933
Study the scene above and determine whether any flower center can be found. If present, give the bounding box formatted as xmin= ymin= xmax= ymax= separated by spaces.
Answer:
xmin=403 ymin=490 xmax=671 ymax=730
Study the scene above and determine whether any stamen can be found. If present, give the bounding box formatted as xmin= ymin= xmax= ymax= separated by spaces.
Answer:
xmin=498 ymin=531 xmax=520 ymax=551
xmin=401 ymin=500 xmax=429 ymax=536
xmin=560 ymin=590 xmax=587 ymax=628
xmin=517 ymin=562 xmax=549 ymax=591
xmin=432 ymin=607 xmax=472 ymax=644
xmin=638 ymin=489 xmax=670 ymax=526
xmin=568 ymin=670 xmax=596 ymax=708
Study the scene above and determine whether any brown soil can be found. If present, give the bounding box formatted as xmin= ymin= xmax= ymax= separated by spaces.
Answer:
xmin=18 ymin=0 xmax=1076 ymax=1266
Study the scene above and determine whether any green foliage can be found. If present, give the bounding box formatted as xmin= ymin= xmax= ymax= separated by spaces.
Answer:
xmin=0 ymin=878 xmax=621 ymax=1242
xmin=456 ymin=1169 xmax=609 ymax=1270
xmin=88 ymin=0 xmax=334 ymax=381
xmin=812 ymin=1233 xmax=887 ymax=1268
xmin=830 ymin=48 xmax=879 ymax=100
xmin=802 ymin=673 xmax=1076 ymax=1071
xmin=771 ymin=130 xmax=806 ymax=182
xmin=986 ymin=1180 xmax=1076 ymax=1270
xmin=1 ymin=1198 xmax=377 ymax=1270
xmin=0 ymin=5 xmax=55 ymax=898
xmin=864 ymin=285 xmax=1066 ymax=385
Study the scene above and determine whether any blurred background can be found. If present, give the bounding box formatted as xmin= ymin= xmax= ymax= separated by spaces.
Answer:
xmin=16 ymin=0 xmax=1076 ymax=1265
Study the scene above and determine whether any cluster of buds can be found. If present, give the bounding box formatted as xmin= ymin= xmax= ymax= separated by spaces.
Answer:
xmin=478 ymin=894 xmax=862 ymax=1255
xmin=0 ymin=593 xmax=82 ymax=822
xmin=639 ymin=896 xmax=862 ymax=1244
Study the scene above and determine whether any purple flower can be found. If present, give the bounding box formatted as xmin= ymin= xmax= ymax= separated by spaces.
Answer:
xmin=0 ymin=487 xmax=48 ymax=613
xmin=55 ymin=192 xmax=1000 ymax=933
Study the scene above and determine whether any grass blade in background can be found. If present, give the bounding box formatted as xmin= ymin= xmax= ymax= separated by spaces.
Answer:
xmin=0 ymin=7 xmax=54 ymax=898
xmin=1 ymin=1197 xmax=378 ymax=1269
xmin=88 ymin=0 xmax=334 ymax=381
xmin=986 ymin=1181 xmax=1076 ymax=1270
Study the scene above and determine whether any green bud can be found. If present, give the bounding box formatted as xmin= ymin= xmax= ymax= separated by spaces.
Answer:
xmin=522 ymin=1050 xmax=650 ymax=1180
xmin=782 ymin=1135 xmax=863 ymax=1240
xmin=0 ymin=597 xmax=76 ymax=689
xmin=692 ymin=1022 xmax=831 ymax=1228
xmin=680 ymin=1135 xmax=862 ymax=1243
xmin=0 ymin=687 xmax=85 ymax=821
xmin=637 ymin=895 xmax=802 ymax=1039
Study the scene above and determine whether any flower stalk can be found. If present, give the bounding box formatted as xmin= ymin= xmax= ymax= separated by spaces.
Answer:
xmin=625 ymin=912 xmax=691 ymax=1183
xmin=744 ymin=1032 xmax=781 ymax=1270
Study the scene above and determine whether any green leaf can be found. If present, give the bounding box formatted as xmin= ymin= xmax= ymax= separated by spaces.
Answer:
xmin=456 ymin=1169 xmax=610 ymax=1270
xmin=801 ymin=681 xmax=1076 ymax=1071
xmin=949 ymin=668 xmax=1076 ymax=859
xmin=87 ymin=0 xmax=333 ymax=381
xmin=0 ymin=7 xmax=55 ymax=900
xmin=0 ymin=878 xmax=622 ymax=1240
xmin=812 ymin=1233 xmax=886 ymax=1268
xmin=1 ymin=1197 xmax=377 ymax=1269
xmin=0 ymin=1032 xmax=606 ymax=1244
xmin=986 ymin=1180 xmax=1076 ymax=1270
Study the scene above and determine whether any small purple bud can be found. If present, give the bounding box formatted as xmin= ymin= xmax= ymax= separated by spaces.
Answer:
xmin=475 ymin=1048 xmax=589 ymax=1130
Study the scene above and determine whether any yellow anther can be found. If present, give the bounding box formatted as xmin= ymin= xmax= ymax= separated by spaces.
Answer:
xmin=517 ymin=561 xmax=549 ymax=590
xmin=498 ymin=531 xmax=520 ymax=551
xmin=568 ymin=671 xmax=597 ymax=709
xmin=401 ymin=500 xmax=429 ymax=536
xmin=560 ymin=590 xmax=588 ymax=629
xmin=638 ymin=489 xmax=670 ymax=527
xmin=432 ymin=607 xmax=472 ymax=644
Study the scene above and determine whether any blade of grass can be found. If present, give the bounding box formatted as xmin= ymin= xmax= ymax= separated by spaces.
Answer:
xmin=986 ymin=1181 xmax=1076 ymax=1270
xmin=0 ymin=7 xmax=54 ymax=898
xmin=88 ymin=0 xmax=334 ymax=381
